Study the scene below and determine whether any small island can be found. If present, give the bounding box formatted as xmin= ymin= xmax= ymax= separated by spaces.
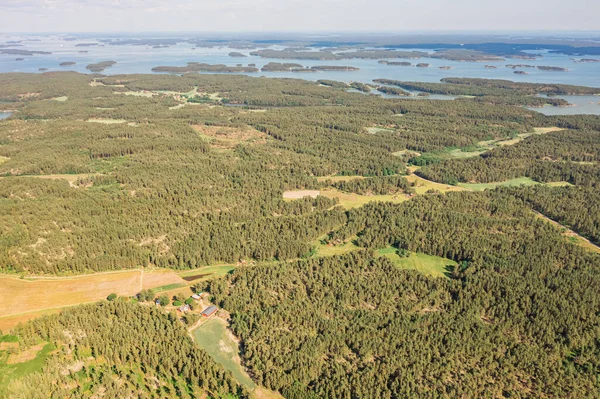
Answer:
xmin=537 ymin=66 xmax=568 ymax=72
xmin=416 ymin=63 xmax=430 ymax=68
xmin=506 ymin=64 xmax=535 ymax=69
xmin=484 ymin=65 xmax=498 ymax=69
xmin=86 ymin=61 xmax=117 ymax=72
xmin=60 ymin=61 xmax=76 ymax=67
xmin=228 ymin=52 xmax=247 ymax=57
xmin=2 ymin=49 xmax=52 ymax=56
xmin=15 ymin=58 xmax=24 ymax=61
xmin=574 ymin=58 xmax=600 ymax=63
xmin=513 ymin=70 xmax=528 ymax=75
xmin=38 ymin=68 xmax=48 ymax=71
xmin=379 ymin=60 xmax=413 ymax=66
xmin=438 ymin=66 xmax=453 ymax=70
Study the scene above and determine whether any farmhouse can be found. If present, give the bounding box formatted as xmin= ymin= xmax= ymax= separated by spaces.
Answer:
xmin=201 ymin=305 xmax=218 ymax=318
xmin=191 ymin=294 xmax=201 ymax=300
xmin=179 ymin=304 xmax=190 ymax=313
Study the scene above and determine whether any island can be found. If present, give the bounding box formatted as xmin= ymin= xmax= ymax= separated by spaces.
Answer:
xmin=38 ymin=68 xmax=48 ymax=71
xmin=484 ymin=65 xmax=498 ymax=69
xmin=506 ymin=64 xmax=535 ymax=69
xmin=416 ymin=63 xmax=430 ymax=68
xmin=379 ymin=60 xmax=413 ymax=66
xmin=60 ymin=61 xmax=77 ymax=67
xmin=1 ymin=49 xmax=52 ymax=56
xmin=152 ymin=62 xmax=259 ymax=73
xmin=250 ymin=49 xmax=341 ymax=60
xmin=85 ymin=61 xmax=117 ymax=72
xmin=15 ymin=58 xmax=24 ymax=61
xmin=537 ymin=66 xmax=568 ymax=72
xmin=574 ymin=58 xmax=600 ymax=63
xmin=75 ymin=43 xmax=99 ymax=47
xmin=438 ymin=66 xmax=453 ymax=70
xmin=228 ymin=52 xmax=247 ymax=57
xmin=261 ymin=62 xmax=306 ymax=72
xmin=311 ymin=65 xmax=359 ymax=71
xmin=513 ymin=70 xmax=528 ymax=75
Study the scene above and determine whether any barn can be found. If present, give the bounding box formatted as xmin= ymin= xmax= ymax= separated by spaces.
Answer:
xmin=201 ymin=305 xmax=218 ymax=318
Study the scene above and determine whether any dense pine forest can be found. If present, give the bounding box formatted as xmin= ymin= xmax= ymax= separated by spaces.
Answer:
xmin=1 ymin=71 xmax=600 ymax=397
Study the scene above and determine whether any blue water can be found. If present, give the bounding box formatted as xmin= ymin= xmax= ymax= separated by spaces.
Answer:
xmin=0 ymin=112 xmax=12 ymax=120
xmin=1 ymin=35 xmax=600 ymax=114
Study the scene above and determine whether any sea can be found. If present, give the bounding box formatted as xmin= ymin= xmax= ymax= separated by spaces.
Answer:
xmin=1 ymin=35 xmax=599 ymax=115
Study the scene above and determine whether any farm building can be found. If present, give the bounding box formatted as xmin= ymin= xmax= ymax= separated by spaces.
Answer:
xmin=201 ymin=305 xmax=218 ymax=318
xmin=191 ymin=294 xmax=201 ymax=300
xmin=179 ymin=304 xmax=190 ymax=313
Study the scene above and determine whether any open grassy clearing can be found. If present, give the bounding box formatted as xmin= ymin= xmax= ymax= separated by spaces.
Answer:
xmin=311 ymin=235 xmax=360 ymax=257
xmin=448 ymin=127 xmax=565 ymax=159
xmin=457 ymin=177 xmax=572 ymax=191
xmin=86 ymin=118 xmax=128 ymax=124
xmin=282 ymin=190 xmax=321 ymax=199
xmin=193 ymin=318 xmax=256 ymax=390
xmin=177 ymin=264 xmax=236 ymax=282
xmin=50 ymin=96 xmax=68 ymax=102
xmin=458 ymin=177 xmax=540 ymax=191
xmin=404 ymin=173 xmax=467 ymax=195
xmin=366 ymin=126 xmax=394 ymax=134
xmin=193 ymin=318 xmax=284 ymax=399
xmin=0 ymin=338 xmax=54 ymax=394
xmin=192 ymin=124 xmax=267 ymax=149
xmin=0 ymin=173 xmax=103 ymax=188
xmin=320 ymin=188 xmax=410 ymax=209
xmin=377 ymin=247 xmax=456 ymax=278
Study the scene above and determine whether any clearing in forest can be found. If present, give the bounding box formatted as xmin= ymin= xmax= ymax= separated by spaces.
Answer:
xmin=377 ymin=247 xmax=456 ymax=278
xmin=193 ymin=318 xmax=256 ymax=389
xmin=448 ymin=126 xmax=565 ymax=159
xmin=193 ymin=124 xmax=267 ymax=148
xmin=193 ymin=317 xmax=283 ymax=399
xmin=282 ymin=190 xmax=321 ymax=199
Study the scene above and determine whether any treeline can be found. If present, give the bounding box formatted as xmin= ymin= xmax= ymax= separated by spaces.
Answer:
xmin=6 ymin=301 xmax=246 ymax=398
xmin=210 ymin=191 xmax=600 ymax=398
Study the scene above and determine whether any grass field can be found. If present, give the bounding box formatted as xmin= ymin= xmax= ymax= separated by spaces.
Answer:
xmin=458 ymin=177 xmax=540 ymax=191
xmin=0 ymin=337 xmax=54 ymax=395
xmin=377 ymin=247 xmax=456 ymax=278
xmin=448 ymin=127 xmax=564 ymax=159
xmin=312 ymin=235 xmax=360 ymax=257
xmin=193 ymin=318 xmax=256 ymax=389
xmin=177 ymin=264 xmax=236 ymax=282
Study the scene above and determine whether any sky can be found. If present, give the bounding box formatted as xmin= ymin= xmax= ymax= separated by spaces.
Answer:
xmin=0 ymin=0 xmax=598 ymax=33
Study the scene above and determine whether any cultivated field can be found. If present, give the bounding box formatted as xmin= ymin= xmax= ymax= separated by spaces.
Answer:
xmin=0 ymin=269 xmax=184 ymax=332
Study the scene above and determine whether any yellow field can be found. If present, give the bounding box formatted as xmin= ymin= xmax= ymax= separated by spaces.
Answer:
xmin=0 ymin=269 xmax=184 ymax=332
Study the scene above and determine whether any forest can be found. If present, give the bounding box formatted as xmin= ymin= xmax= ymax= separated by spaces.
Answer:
xmin=0 ymin=71 xmax=599 ymax=397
